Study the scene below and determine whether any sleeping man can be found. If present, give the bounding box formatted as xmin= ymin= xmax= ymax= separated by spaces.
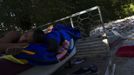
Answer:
xmin=0 ymin=23 xmax=81 ymax=65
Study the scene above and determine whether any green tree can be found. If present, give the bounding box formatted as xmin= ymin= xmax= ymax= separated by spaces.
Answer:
xmin=0 ymin=0 xmax=134 ymax=31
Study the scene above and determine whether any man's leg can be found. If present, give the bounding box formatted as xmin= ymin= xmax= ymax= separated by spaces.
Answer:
xmin=0 ymin=59 xmax=32 ymax=75
xmin=0 ymin=31 xmax=21 ymax=43
xmin=0 ymin=32 xmax=32 ymax=75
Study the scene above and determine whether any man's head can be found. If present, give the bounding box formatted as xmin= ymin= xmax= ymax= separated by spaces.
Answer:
xmin=32 ymin=29 xmax=45 ymax=43
xmin=19 ymin=29 xmax=45 ymax=43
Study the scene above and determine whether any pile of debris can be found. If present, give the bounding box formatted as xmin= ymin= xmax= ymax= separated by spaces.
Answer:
xmin=90 ymin=16 xmax=134 ymax=37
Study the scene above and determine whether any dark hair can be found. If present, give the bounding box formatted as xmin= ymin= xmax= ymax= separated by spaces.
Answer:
xmin=33 ymin=29 xmax=45 ymax=43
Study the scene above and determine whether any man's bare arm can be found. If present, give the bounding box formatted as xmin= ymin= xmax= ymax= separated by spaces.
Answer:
xmin=0 ymin=43 xmax=28 ymax=54
xmin=0 ymin=43 xmax=28 ymax=48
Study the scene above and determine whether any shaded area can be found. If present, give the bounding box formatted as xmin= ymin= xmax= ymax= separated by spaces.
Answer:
xmin=54 ymin=37 xmax=109 ymax=75
xmin=0 ymin=0 xmax=134 ymax=31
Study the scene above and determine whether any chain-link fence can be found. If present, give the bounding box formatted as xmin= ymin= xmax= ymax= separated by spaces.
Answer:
xmin=37 ymin=6 xmax=105 ymax=38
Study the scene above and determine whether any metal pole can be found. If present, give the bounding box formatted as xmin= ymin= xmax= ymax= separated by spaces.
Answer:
xmin=70 ymin=18 xmax=74 ymax=28
xmin=98 ymin=6 xmax=115 ymax=75
xmin=37 ymin=6 xmax=99 ymax=29
xmin=97 ymin=6 xmax=106 ymax=33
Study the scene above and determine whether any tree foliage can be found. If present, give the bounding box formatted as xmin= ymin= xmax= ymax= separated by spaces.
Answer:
xmin=0 ymin=0 xmax=134 ymax=30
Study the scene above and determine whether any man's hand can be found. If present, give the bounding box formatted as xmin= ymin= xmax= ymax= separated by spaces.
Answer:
xmin=5 ymin=47 xmax=22 ymax=55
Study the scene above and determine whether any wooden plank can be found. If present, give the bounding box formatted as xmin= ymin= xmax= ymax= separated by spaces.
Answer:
xmin=76 ymin=44 xmax=106 ymax=49
xmin=76 ymin=41 xmax=105 ymax=47
xmin=77 ymin=38 xmax=103 ymax=43
xmin=77 ymin=50 xmax=108 ymax=54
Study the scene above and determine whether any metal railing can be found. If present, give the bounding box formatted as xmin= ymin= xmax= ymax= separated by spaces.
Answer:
xmin=37 ymin=6 xmax=105 ymax=36
xmin=37 ymin=6 xmax=115 ymax=75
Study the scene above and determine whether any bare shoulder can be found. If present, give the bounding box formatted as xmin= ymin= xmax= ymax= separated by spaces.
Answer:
xmin=1 ymin=31 xmax=21 ymax=43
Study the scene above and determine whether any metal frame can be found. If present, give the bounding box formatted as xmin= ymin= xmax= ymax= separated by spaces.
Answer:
xmin=37 ymin=6 xmax=100 ymax=28
xmin=37 ymin=6 xmax=115 ymax=75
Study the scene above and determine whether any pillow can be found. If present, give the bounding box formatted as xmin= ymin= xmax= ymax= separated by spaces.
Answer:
xmin=56 ymin=40 xmax=70 ymax=60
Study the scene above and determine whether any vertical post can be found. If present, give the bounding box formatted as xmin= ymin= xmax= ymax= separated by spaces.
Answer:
xmin=70 ymin=17 xmax=74 ymax=28
xmin=97 ymin=6 xmax=106 ymax=33
xmin=98 ymin=6 xmax=110 ymax=51
xmin=98 ymin=6 xmax=115 ymax=75
xmin=98 ymin=6 xmax=111 ymax=55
